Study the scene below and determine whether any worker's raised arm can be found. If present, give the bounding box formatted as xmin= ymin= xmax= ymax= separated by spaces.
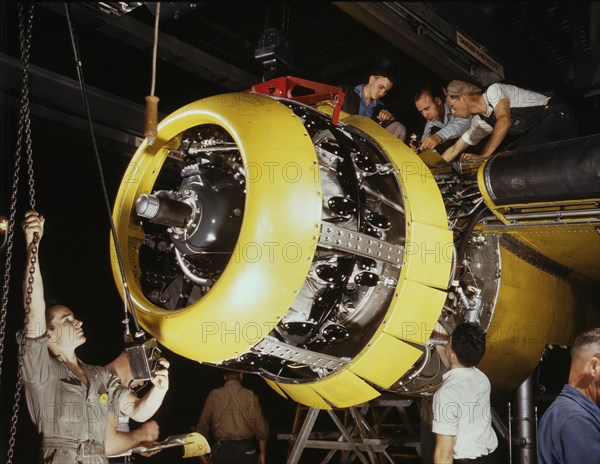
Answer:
xmin=22 ymin=210 xmax=46 ymax=338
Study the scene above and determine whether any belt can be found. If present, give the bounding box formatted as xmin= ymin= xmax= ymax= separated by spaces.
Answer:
xmin=220 ymin=438 xmax=254 ymax=443
xmin=108 ymin=457 xmax=132 ymax=464
xmin=454 ymin=455 xmax=493 ymax=464
xmin=42 ymin=437 xmax=105 ymax=457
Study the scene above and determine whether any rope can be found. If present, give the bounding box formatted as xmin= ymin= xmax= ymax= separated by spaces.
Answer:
xmin=144 ymin=2 xmax=161 ymax=144
xmin=150 ymin=2 xmax=160 ymax=97
xmin=63 ymin=3 xmax=143 ymax=338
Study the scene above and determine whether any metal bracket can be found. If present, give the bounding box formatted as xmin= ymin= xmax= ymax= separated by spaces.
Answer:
xmin=319 ymin=223 xmax=404 ymax=267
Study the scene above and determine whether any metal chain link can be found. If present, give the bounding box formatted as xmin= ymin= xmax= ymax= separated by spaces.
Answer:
xmin=0 ymin=0 xmax=34 ymax=383
xmin=7 ymin=239 xmax=38 ymax=464
xmin=0 ymin=3 xmax=36 ymax=463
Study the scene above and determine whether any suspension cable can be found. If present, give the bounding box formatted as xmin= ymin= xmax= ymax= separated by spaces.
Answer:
xmin=1 ymin=4 xmax=36 ymax=462
xmin=144 ymin=2 xmax=160 ymax=145
xmin=63 ymin=3 xmax=143 ymax=339
xmin=150 ymin=2 xmax=160 ymax=97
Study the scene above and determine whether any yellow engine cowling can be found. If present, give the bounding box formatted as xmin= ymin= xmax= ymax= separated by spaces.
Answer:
xmin=111 ymin=93 xmax=452 ymax=408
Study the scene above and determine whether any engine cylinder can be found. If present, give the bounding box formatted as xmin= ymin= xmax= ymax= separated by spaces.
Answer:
xmin=136 ymin=194 xmax=192 ymax=228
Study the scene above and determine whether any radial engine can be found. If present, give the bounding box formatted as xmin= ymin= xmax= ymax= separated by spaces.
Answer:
xmin=111 ymin=79 xmax=600 ymax=408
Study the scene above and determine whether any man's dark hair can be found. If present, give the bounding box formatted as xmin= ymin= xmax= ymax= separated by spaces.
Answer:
xmin=222 ymin=369 xmax=243 ymax=380
xmin=369 ymin=68 xmax=396 ymax=85
xmin=571 ymin=327 xmax=600 ymax=359
xmin=414 ymin=83 xmax=444 ymax=102
xmin=451 ymin=322 xmax=487 ymax=367
xmin=46 ymin=298 xmax=61 ymax=309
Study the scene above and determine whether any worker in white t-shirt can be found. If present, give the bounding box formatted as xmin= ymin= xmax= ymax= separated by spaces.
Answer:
xmin=433 ymin=322 xmax=498 ymax=463
xmin=440 ymin=80 xmax=577 ymax=162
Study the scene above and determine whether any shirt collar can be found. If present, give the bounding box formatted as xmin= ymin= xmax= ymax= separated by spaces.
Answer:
xmin=442 ymin=366 xmax=475 ymax=381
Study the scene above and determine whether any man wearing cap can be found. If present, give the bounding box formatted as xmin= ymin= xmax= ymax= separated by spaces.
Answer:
xmin=340 ymin=68 xmax=407 ymax=141
xmin=440 ymin=80 xmax=577 ymax=162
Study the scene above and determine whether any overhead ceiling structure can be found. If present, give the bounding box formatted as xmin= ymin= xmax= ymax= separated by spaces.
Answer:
xmin=338 ymin=2 xmax=600 ymax=96
xmin=1 ymin=1 xmax=599 ymax=150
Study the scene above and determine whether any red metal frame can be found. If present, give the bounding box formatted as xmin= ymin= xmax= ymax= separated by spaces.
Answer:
xmin=246 ymin=76 xmax=346 ymax=125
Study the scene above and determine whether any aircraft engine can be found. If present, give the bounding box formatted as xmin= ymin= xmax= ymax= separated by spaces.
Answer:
xmin=111 ymin=90 xmax=600 ymax=408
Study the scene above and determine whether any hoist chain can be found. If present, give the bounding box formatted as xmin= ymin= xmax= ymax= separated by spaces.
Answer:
xmin=0 ymin=0 xmax=35 ymax=380
xmin=6 ymin=240 xmax=38 ymax=464
xmin=0 ymin=3 xmax=36 ymax=463
xmin=0 ymin=0 xmax=35 ymax=381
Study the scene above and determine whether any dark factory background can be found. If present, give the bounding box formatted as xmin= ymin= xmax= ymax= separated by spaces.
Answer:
xmin=1 ymin=2 xmax=599 ymax=463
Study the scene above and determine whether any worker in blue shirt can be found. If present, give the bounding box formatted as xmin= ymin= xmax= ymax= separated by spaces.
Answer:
xmin=340 ymin=68 xmax=407 ymax=141
xmin=537 ymin=327 xmax=600 ymax=464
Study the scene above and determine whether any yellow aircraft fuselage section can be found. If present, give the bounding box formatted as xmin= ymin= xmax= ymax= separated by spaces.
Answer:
xmin=474 ymin=154 xmax=600 ymax=392
xmin=478 ymin=246 xmax=584 ymax=393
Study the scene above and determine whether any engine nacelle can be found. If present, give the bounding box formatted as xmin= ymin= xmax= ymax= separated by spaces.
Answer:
xmin=111 ymin=91 xmax=599 ymax=408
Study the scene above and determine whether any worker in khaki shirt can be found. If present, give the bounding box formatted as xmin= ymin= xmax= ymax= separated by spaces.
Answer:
xmin=195 ymin=371 xmax=269 ymax=464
